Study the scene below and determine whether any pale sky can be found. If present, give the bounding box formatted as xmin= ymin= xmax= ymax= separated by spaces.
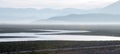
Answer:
xmin=0 ymin=0 xmax=118 ymax=9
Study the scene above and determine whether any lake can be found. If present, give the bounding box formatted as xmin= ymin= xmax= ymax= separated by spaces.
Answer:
xmin=0 ymin=30 xmax=120 ymax=42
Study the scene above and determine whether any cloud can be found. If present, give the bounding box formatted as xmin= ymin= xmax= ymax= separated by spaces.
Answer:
xmin=0 ymin=0 xmax=118 ymax=9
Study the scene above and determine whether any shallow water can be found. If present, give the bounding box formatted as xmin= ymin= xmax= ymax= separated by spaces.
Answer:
xmin=0 ymin=30 xmax=120 ymax=42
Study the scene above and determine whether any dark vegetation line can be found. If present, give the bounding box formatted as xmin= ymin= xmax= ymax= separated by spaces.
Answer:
xmin=0 ymin=41 xmax=120 ymax=53
xmin=1 ymin=44 xmax=120 ymax=54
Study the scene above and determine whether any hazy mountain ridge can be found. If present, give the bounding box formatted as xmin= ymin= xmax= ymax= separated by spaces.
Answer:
xmin=0 ymin=0 xmax=120 ymax=23
xmin=47 ymin=14 xmax=120 ymax=22
xmin=98 ymin=0 xmax=120 ymax=14
xmin=44 ymin=0 xmax=120 ymax=23
xmin=0 ymin=8 xmax=101 ymax=22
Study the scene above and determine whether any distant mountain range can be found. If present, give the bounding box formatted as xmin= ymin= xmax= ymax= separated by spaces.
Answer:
xmin=42 ymin=0 xmax=120 ymax=23
xmin=0 ymin=0 xmax=120 ymax=23
xmin=0 ymin=8 xmax=100 ymax=20
xmin=47 ymin=14 xmax=120 ymax=22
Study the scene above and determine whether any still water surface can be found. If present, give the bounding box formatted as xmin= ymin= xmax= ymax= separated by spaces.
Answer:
xmin=0 ymin=30 xmax=120 ymax=42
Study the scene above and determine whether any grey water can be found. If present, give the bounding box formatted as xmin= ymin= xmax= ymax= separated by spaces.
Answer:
xmin=0 ymin=30 xmax=120 ymax=42
xmin=1 ymin=24 xmax=120 ymax=42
